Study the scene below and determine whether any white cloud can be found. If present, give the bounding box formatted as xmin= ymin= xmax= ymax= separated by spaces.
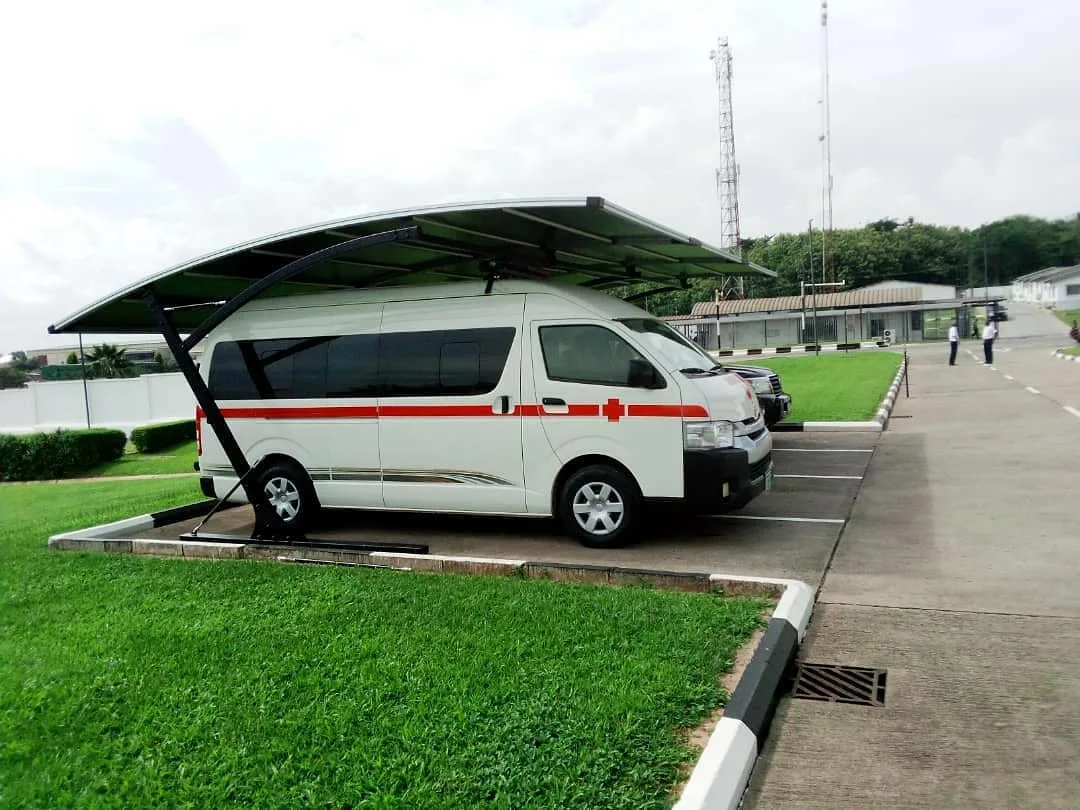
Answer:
xmin=1 ymin=0 xmax=1078 ymax=350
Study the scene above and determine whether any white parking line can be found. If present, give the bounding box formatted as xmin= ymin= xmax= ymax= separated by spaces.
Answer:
xmin=1025 ymin=386 xmax=1040 ymax=394
xmin=1004 ymin=375 xmax=1014 ymax=381
xmin=1065 ymin=406 xmax=1080 ymax=420
xmin=772 ymin=448 xmax=873 ymax=454
xmin=716 ymin=514 xmax=847 ymax=525
xmin=775 ymin=474 xmax=863 ymax=480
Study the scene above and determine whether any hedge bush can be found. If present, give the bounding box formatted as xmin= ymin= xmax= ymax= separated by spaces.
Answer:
xmin=0 ymin=428 xmax=127 ymax=481
xmin=130 ymin=419 xmax=196 ymax=454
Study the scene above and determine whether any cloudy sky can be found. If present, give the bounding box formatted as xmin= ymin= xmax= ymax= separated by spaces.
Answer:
xmin=2 ymin=0 xmax=1078 ymax=351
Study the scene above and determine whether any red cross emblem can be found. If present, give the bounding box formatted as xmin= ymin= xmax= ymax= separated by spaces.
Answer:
xmin=602 ymin=397 xmax=625 ymax=422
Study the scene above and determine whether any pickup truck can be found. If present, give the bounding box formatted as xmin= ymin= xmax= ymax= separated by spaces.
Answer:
xmin=715 ymin=363 xmax=792 ymax=427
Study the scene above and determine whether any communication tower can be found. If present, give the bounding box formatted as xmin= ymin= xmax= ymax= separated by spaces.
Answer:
xmin=710 ymin=36 xmax=744 ymax=299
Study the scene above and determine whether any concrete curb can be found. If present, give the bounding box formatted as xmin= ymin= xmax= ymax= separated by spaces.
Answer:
xmin=1052 ymin=348 xmax=1079 ymax=363
xmin=710 ymin=341 xmax=886 ymax=359
xmin=48 ymin=511 xmax=816 ymax=810
xmin=673 ymin=574 xmax=814 ymax=810
xmin=770 ymin=357 xmax=907 ymax=434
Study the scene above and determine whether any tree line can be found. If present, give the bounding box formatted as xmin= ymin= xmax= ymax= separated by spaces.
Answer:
xmin=622 ymin=212 xmax=1080 ymax=317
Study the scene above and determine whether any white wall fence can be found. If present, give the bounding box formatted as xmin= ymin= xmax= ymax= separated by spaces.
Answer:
xmin=0 ymin=373 xmax=195 ymax=436
xmin=960 ymin=285 xmax=1011 ymax=300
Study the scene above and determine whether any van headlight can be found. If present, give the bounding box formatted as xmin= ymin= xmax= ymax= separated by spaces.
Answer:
xmin=684 ymin=420 xmax=735 ymax=450
xmin=750 ymin=377 xmax=773 ymax=394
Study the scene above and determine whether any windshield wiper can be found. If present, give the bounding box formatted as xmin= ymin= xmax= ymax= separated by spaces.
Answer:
xmin=679 ymin=367 xmax=714 ymax=375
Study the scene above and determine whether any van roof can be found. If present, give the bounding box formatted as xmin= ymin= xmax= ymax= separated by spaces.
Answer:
xmin=233 ymin=278 xmax=650 ymax=320
xmin=49 ymin=197 xmax=771 ymax=336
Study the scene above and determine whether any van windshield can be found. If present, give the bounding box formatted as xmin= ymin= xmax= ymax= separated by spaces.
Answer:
xmin=617 ymin=318 xmax=717 ymax=373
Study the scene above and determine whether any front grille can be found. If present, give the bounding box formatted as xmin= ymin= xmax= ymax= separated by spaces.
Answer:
xmin=749 ymin=453 xmax=772 ymax=481
xmin=769 ymin=374 xmax=782 ymax=395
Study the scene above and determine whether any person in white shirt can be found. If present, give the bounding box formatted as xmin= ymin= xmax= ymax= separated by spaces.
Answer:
xmin=948 ymin=322 xmax=959 ymax=365
xmin=982 ymin=320 xmax=998 ymax=365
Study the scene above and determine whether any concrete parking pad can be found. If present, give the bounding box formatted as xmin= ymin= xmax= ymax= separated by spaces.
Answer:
xmin=117 ymin=431 xmax=874 ymax=588
xmin=747 ymin=302 xmax=1080 ymax=808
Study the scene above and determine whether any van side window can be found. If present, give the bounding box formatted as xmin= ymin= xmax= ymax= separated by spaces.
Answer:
xmin=208 ymin=328 xmax=515 ymax=400
xmin=539 ymin=324 xmax=650 ymax=387
xmin=379 ymin=328 xmax=515 ymax=397
xmin=326 ymin=334 xmax=378 ymax=397
xmin=208 ymin=338 xmax=331 ymax=399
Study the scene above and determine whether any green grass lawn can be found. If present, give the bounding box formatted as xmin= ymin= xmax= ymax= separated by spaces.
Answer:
xmin=1053 ymin=308 xmax=1079 ymax=327
xmin=0 ymin=480 xmax=766 ymax=809
xmin=753 ymin=351 xmax=903 ymax=422
xmin=83 ymin=439 xmax=198 ymax=477
xmin=1062 ymin=346 xmax=1080 ymax=357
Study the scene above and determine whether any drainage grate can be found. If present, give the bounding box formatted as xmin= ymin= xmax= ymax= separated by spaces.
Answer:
xmin=791 ymin=663 xmax=887 ymax=706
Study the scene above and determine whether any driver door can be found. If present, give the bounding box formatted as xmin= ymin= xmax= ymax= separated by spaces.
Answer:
xmin=527 ymin=321 xmax=685 ymax=501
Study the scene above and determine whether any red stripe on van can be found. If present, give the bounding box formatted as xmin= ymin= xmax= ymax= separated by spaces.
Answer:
xmin=196 ymin=402 xmax=709 ymax=420
xmin=379 ymin=404 xmax=497 ymax=418
xmin=628 ymin=404 xmax=709 ymax=418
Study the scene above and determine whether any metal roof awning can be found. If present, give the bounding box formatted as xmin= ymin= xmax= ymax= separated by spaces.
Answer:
xmin=49 ymin=196 xmax=772 ymax=335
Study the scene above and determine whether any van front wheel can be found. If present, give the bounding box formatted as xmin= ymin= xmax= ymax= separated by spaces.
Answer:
xmin=557 ymin=465 xmax=641 ymax=549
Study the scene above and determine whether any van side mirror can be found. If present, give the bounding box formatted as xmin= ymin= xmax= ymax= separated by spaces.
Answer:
xmin=628 ymin=358 xmax=665 ymax=389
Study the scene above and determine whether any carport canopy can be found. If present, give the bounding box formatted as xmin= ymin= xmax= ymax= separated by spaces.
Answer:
xmin=48 ymin=196 xmax=772 ymax=336
xmin=44 ymin=196 xmax=773 ymax=542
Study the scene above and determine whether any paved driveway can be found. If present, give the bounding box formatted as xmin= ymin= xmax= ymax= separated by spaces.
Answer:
xmin=746 ymin=302 xmax=1080 ymax=808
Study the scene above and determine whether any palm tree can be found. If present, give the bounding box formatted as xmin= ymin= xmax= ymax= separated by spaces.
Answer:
xmin=86 ymin=344 xmax=134 ymax=379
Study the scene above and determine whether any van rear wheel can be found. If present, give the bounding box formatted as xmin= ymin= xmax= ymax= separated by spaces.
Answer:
xmin=253 ymin=459 xmax=318 ymax=536
xmin=557 ymin=465 xmax=641 ymax=549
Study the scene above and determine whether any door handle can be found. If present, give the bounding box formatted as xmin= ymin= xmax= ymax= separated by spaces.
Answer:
xmin=499 ymin=395 xmax=510 ymax=414
xmin=542 ymin=397 xmax=566 ymax=407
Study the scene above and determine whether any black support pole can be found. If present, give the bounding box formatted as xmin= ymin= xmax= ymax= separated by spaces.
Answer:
xmin=78 ymin=333 xmax=91 ymax=429
xmin=142 ymin=287 xmax=282 ymax=536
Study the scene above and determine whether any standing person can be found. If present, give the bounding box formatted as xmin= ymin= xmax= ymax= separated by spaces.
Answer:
xmin=982 ymin=319 xmax=997 ymax=365
xmin=948 ymin=321 xmax=959 ymax=365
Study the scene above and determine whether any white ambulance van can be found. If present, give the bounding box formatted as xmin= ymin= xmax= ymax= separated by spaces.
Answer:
xmin=196 ymin=280 xmax=773 ymax=547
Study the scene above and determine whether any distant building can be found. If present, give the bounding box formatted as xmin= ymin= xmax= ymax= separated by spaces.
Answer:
xmin=19 ymin=339 xmax=204 ymax=369
xmin=665 ymin=281 xmax=1002 ymax=349
xmin=856 ymin=280 xmax=959 ymax=301
xmin=1011 ymin=265 xmax=1080 ymax=310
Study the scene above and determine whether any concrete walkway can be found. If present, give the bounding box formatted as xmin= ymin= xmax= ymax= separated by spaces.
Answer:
xmin=747 ymin=303 xmax=1080 ymax=807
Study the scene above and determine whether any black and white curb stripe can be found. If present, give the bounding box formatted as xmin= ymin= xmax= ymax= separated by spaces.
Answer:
xmin=675 ymin=575 xmax=814 ymax=810
xmin=1052 ymin=348 xmax=1079 ymax=363
xmin=712 ymin=341 xmax=886 ymax=359
xmin=771 ymin=358 xmax=907 ymax=433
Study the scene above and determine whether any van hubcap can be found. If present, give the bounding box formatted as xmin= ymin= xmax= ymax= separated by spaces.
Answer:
xmin=264 ymin=477 xmax=300 ymax=521
xmin=572 ymin=482 xmax=624 ymax=536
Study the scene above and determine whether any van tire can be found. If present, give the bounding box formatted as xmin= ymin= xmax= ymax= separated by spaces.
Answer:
xmin=557 ymin=464 xmax=641 ymax=549
xmin=253 ymin=459 xmax=318 ymax=536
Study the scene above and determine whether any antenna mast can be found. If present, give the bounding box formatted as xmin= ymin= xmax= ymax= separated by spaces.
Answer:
xmin=710 ymin=36 xmax=744 ymax=299
xmin=819 ymin=1 xmax=835 ymax=283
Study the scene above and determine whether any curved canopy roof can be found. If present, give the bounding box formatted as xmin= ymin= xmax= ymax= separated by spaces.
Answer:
xmin=49 ymin=196 xmax=773 ymax=335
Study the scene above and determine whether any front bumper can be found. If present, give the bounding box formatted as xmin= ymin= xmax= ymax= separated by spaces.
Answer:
xmin=760 ymin=393 xmax=792 ymax=426
xmin=683 ymin=447 xmax=774 ymax=514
